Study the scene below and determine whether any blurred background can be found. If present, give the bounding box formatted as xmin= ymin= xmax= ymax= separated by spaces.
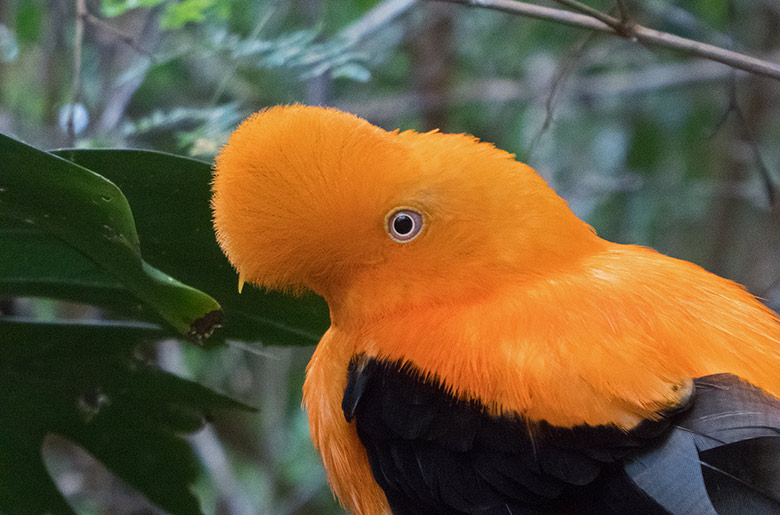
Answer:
xmin=1 ymin=0 xmax=779 ymax=513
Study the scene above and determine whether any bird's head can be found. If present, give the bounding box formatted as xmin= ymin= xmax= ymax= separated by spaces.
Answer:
xmin=212 ymin=105 xmax=601 ymax=319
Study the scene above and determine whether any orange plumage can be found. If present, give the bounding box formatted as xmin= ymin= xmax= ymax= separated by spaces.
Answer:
xmin=212 ymin=105 xmax=780 ymax=514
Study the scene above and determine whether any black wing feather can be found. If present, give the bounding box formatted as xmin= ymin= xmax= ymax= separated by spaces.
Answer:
xmin=624 ymin=374 xmax=780 ymax=515
xmin=700 ymin=438 xmax=780 ymax=514
xmin=623 ymin=426 xmax=717 ymax=514
xmin=343 ymin=357 xmax=780 ymax=515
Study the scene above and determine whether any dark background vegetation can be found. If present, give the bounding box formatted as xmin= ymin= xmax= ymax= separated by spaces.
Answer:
xmin=1 ymin=0 xmax=780 ymax=513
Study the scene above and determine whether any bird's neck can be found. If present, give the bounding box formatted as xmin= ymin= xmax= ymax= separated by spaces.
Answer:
xmin=325 ymin=232 xmax=608 ymax=329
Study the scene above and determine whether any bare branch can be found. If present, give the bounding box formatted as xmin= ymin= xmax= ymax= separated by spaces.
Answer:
xmin=434 ymin=0 xmax=609 ymax=28
xmin=433 ymin=0 xmax=780 ymax=82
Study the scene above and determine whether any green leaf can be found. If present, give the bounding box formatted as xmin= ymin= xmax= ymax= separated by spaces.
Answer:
xmin=161 ymin=0 xmax=218 ymax=29
xmin=0 ymin=318 xmax=162 ymax=358
xmin=0 ymin=226 xmax=169 ymax=325
xmin=0 ymin=133 xmax=222 ymax=341
xmin=100 ymin=0 xmax=166 ymax=18
xmin=54 ymin=149 xmax=330 ymax=346
xmin=0 ymin=319 xmax=253 ymax=514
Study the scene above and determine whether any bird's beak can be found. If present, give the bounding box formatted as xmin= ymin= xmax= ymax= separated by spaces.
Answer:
xmin=238 ymin=270 xmax=246 ymax=294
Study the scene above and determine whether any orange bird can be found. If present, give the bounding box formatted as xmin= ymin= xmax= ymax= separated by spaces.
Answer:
xmin=212 ymin=105 xmax=780 ymax=514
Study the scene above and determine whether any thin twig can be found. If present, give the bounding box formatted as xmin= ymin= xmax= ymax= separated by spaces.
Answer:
xmin=82 ymin=11 xmax=153 ymax=58
xmin=553 ymin=0 xmax=625 ymax=33
xmin=738 ymin=109 xmax=776 ymax=207
xmin=527 ymin=30 xmax=597 ymax=160
xmin=726 ymin=76 xmax=777 ymax=207
xmin=433 ymin=0 xmax=780 ymax=82
xmin=67 ymin=0 xmax=87 ymax=146
xmin=615 ymin=0 xmax=630 ymax=23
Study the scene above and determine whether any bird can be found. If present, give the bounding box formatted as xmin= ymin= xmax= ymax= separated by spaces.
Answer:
xmin=211 ymin=104 xmax=780 ymax=514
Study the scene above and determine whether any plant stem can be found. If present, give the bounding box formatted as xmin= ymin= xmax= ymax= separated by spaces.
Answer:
xmin=433 ymin=0 xmax=780 ymax=82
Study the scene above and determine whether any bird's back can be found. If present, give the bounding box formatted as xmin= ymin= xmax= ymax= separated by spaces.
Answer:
xmin=326 ymin=242 xmax=780 ymax=514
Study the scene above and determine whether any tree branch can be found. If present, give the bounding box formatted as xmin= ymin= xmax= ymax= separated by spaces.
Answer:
xmin=553 ymin=0 xmax=626 ymax=33
xmin=433 ymin=0 xmax=780 ymax=82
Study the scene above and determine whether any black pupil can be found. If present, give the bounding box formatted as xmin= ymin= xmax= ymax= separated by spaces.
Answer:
xmin=393 ymin=214 xmax=414 ymax=235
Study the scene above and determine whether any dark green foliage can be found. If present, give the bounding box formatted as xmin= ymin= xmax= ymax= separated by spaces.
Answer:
xmin=0 ymin=133 xmax=329 ymax=513
xmin=0 ymin=319 xmax=253 ymax=515
xmin=56 ymin=148 xmax=330 ymax=345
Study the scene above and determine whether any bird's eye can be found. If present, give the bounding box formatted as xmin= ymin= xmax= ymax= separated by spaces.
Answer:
xmin=386 ymin=208 xmax=423 ymax=243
